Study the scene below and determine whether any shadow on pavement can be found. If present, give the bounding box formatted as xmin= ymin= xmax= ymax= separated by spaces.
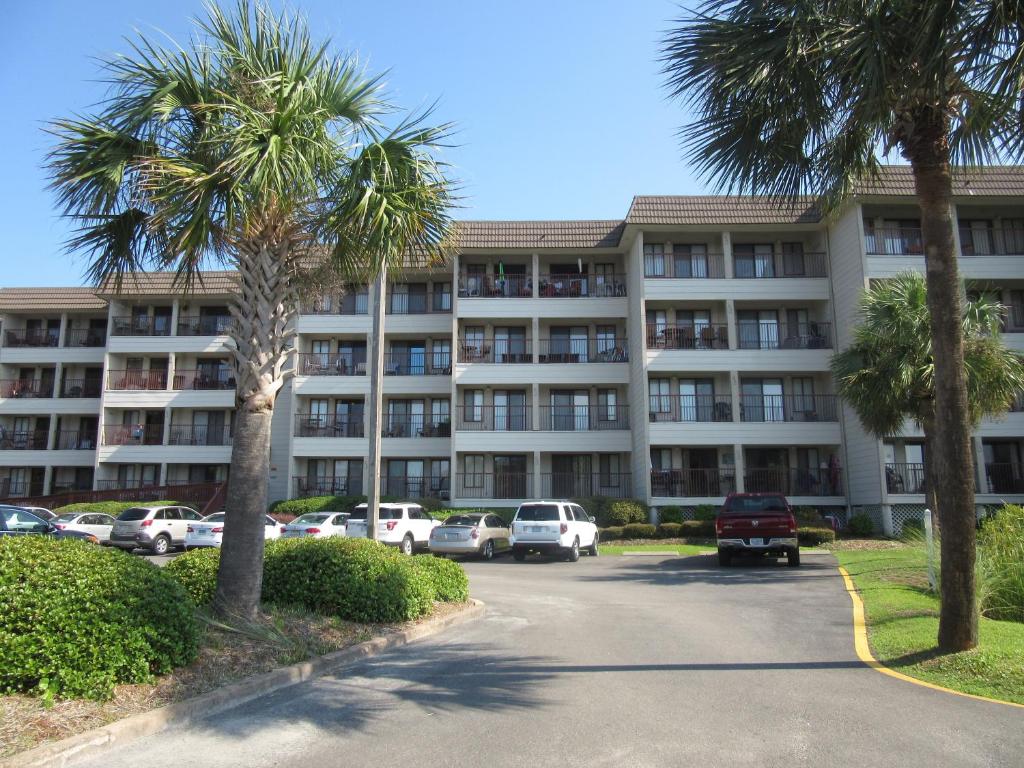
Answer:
xmin=577 ymin=553 xmax=841 ymax=588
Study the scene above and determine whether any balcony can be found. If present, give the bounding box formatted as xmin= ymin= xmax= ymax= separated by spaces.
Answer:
xmin=380 ymin=476 xmax=450 ymax=500
xmin=171 ymin=369 xmax=235 ymax=390
xmin=737 ymin=322 xmax=832 ymax=350
xmin=457 ymin=406 xmax=531 ymax=431
xmin=454 ymin=472 xmax=533 ymax=499
xmin=176 ymin=315 xmax=233 ymax=336
xmin=0 ymin=379 xmax=54 ymax=398
xmin=733 ymin=251 xmax=827 ymax=278
xmin=538 ymin=273 xmax=627 ymax=297
xmin=60 ymin=378 xmax=102 ymax=398
xmin=103 ymin=424 xmax=164 ymax=446
xmin=110 ymin=317 xmax=173 ymax=337
xmin=458 ymin=339 xmax=532 ymax=364
xmin=386 ymin=290 xmax=452 ymax=314
xmin=886 ymin=462 xmax=926 ymax=494
xmin=55 ymin=430 xmax=96 ymax=450
xmin=1004 ymin=305 xmax=1024 ymax=333
xmin=537 ymin=405 xmax=629 ymax=430
xmin=537 ymin=339 xmax=628 ymax=363
xmin=383 ymin=415 xmax=451 ymax=438
xmin=540 ymin=473 xmax=632 ymax=499
xmin=983 ymin=462 xmax=1024 ymax=494
xmin=3 ymin=328 xmax=59 ymax=348
xmin=294 ymin=414 xmax=365 ymax=438
xmin=647 ymin=324 xmax=729 ymax=350
xmin=167 ymin=425 xmax=233 ymax=446
xmin=301 ymin=291 xmax=369 ymax=315
xmin=0 ymin=480 xmax=42 ymax=498
xmin=63 ymin=328 xmax=107 ymax=347
xmin=384 ymin=351 xmax=451 ymax=376
xmin=458 ymin=274 xmax=531 ymax=298
xmin=959 ymin=226 xmax=1024 ymax=256
xmin=649 ymin=395 xmax=733 ymax=423
xmin=296 ymin=353 xmax=366 ymax=376
xmin=106 ymin=370 xmax=168 ymax=391
xmin=739 ymin=394 xmax=838 ymax=422
xmin=0 ymin=430 xmax=48 ymax=450
xmin=293 ymin=476 xmax=364 ymax=497
xmin=644 ymin=253 xmax=726 ymax=279
xmin=651 ymin=468 xmax=736 ymax=497
xmin=744 ymin=467 xmax=843 ymax=496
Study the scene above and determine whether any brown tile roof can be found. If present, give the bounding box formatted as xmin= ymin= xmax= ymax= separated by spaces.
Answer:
xmin=455 ymin=220 xmax=625 ymax=249
xmin=0 ymin=287 xmax=107 ymax=312
xmin=626 ymin=196 xmax=821 ymax=225
xmin=854 ymin=165 xmax=1024 ymax=196
xmin=97 ymin=270 xmax=239 ymax=296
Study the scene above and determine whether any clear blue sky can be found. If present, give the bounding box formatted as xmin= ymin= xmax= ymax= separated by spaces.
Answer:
xmin=0 ymin=0 xmax=706 ymax=287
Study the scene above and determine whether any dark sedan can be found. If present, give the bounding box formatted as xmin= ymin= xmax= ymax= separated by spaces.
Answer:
xmin=0 ymin=505 xmax=102 ymax=544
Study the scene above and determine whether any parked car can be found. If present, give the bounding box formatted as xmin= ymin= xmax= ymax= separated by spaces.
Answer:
xmin=280 ymin=512 xmax=350 ymax=539
xmin=345 ymin=503 xmax=439 ymax=555
xmin=52 ymin=512 xmax=116 ymax=542
xmin=108 ymin=505 xmax=203 ymax=555
xmin=20 ymin=506 xmax=55 ymax=521
xmin=510 ymin=501 xmax=599 ymax=562
xmin=185 ymin=512 xmax=284 ymax=549
xmin=716 ymin=492 xmax=800 ymax=567
xmin=0 ymin=506 xmax=102 ymax=544
xmin=428 ymin=512 xmax=510 ymax=559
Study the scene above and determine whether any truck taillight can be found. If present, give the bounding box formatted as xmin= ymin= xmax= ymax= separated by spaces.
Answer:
xmin=560 ymin=523 xmax=568 ymax=534
xmin=787 ymin=515 xmax=797 ymax=534
xmin=715 ymin=518 xmax=724 ymax=536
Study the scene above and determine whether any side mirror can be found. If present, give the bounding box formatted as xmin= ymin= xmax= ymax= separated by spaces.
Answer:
xmin=589 ymin=516 xmax=596 ymax=523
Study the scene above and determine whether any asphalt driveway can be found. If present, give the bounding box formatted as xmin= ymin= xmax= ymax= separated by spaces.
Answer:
xmin=77 ymin=552 xmax=1022 ymax=767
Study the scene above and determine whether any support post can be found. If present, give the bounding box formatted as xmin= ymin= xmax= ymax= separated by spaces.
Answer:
xmin=366 ymin=273 xmax=387 ymax=540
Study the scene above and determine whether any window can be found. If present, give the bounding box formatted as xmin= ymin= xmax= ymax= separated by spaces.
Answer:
xmin=738 ymin=310 xmax=780 ymax=349
xmin=463 ymin=389 xmax=483 ymax=422
xmin=678 ymin=379 xmax=715 ymax=422
xmin=600 ymin=454 xmax=621 ymax=486
xmin=596 ymin=325 xmax=617 ymax=355
xmin=781 ymin=242 xmax=806 ymax=275
xmin=734 ymin=243 xmax=775 ymax=277
xmin=594 ymin=263 xmax=617 ymax=294
xmin=649 ymin=378 xmax=671 ymax=414
xmin=464 ymin=455 xmax=485 ymax=488
xmin=673 ymin=244 xmax=709 ymax=278
xmin=644 ymin=243 xmax=666 ymax=277
xmin=514 ymin=503 xmax=561 ymax=522
xmin=598 ymin=389 xmax=618 ymax=422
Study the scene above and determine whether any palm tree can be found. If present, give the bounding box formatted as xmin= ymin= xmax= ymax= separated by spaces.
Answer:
xmin=660 ymin=0 xmax=1024 ymax=651
xmin=832 ymin=273 xmax=1024 ymax=526
xmin=47 ymin=0 xmax=456 ymax=620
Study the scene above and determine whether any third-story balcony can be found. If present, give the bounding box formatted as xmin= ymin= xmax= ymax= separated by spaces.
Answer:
xmin=649 ymin=395 xmax=734 ymax=423
xmin=55 ymin=429 xmax=96 ymax=450
xmin=110 ymin=316 xmax=173 ymax=336
xmin=644 ymin=253 xmax=727 ymax=279
xmin=0 ymin=429 xmax=48 ymax=450
xmin=384 ymin=351 xmax=452 ymax=375
xmin=296 ymin=352 xmax=366 ymax=376
xmin=63 ymin=328 xmax=107 ymax=347
xmin=171 ymin=369 xmax=235 ymax=390
xmin=538 ymin=273 xmax=627 ymax=297
xmin=59 ymin=378 xmax=102 ymax=398
xmin=167 ymin=424 xmax=233 ymax=446
xmin=647 ymin=324 xmax=729 ymax=350
xmin=458 ymin=339 xmax=533 ymax=364
xmin=386 ymin=289 xmax=452 ymax=314
xmin=294 ymin=413 xmax=365 ymax=438
xmin=103 ymin=424 xmax=164 ymax=446
xmin=106 ymin=370 xmax=168 ymax=390
xmin=3 ymin=328 xmax=59 ymax=347
xmin=0 ymin=379 xmax=54 ymax=398
xmin=176 ymin=315 xmax=233 ymax=336
xmin=301 ymin=290 xmax=369 ymax=315
xmin=651 ymin=468 xmax=736 ymax=497
xmin=458 ymin=273 xmax=532 ymax=298
xmin=739 ymin=394 xmax=838 ymax=422
xmin=537 ymin=338 xmax=628 ymax=363
xmin=733 ymin=251 xmax=827 ymax=278
xmin=382 ymin=415 xmax=451 ymax=438
xmin=745 ymin=467 xmax=843 ymax=496
xmin=457 ymin=406 xmax=531 ymax=431
xmin=537 ymin=405 xmax=630 ymax=430
xmin=737 ymin=322 xmax=832 ymax=350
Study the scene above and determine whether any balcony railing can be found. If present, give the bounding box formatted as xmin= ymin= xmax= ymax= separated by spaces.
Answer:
xmin=744 ymin=467 xmax=844 ymax=496
xmin=458 ymin=274 xmax=532 ymax=298
xmin=380 ymin=476 xmax=450 ymax=500
xmin=386 ymin=290 xmax=452 ymax=314
xmin=648 ymin=395 xmax=733 ymax=423
xmin=651 ymin=468 xmax=736 ymax=497
xmin=739 ymin=394 xmax=838 ymax=422
xmin=457 ymin=339 xmax=533 ymax=364
xmin=176 ymin=315 xmax=233 ymax=336
xmin=886 ymin=462 xmax=926 ymax=494
xmin=171 ymin=369 xmax=235 ymax=390
xmin=0 ymin=379 xmax=54 ymax=398
xmin=864 ymin=227 xmax=923 ymax=256
xmin=538 ymin=273 xmax=627 ymax=297
xmin=456 ymin=405 xmax=532 ymax=431
xmin=294 ymin=414 xmax=366 ymax=438
xmin=94 ymin=479 xmax=162 ymax=491
xmin=167 ymin=424 xmax=233 ymax=446
xmin=382 ymin=416 xmax=451 ymax=438
xmin=454 ymin=473 xmax=533 ymax=499
xmin=959 ymin=226 xmax=1024 ymax=256
xmin=3 ymin=328 xmax=59 ymax=347
xmin=540 ymin=473 xmax=632 ymax=499
xmin=383 ymin=351 xmax=451 ymax=375
xmin=63 ymin=328 xmax=107 ymax=347
xmin=59 ymin=378 xmax=103 ymax=398
xmin=983 ymin=462 xmax=1024 ymax=494
xmin=644 ymin=253 xmax=727 ymax=279
xmin=538 ymin=405 xmax=630 ymax=430
xmin=294 ymin=476 xmax=364 ymax=497
xmin=646 ymin=324 xmax=729 ymax=350
xmin=733 ymin=251 xmax=827 ymax=278
xmin=110 ymin=316 xmax=173 ymax=336
xmin=537 ymin=338 xmax=628 ymax=363
xmin=0 ymin=430 xmax=49 ymax=450
xmin=55 ymin=430 xmax=96 ymax=450
xmin=103 ymin=424 xmax=165 ymax=446
xmin=302 ymin=291 xmax=369 ymax=315
xmin=1005 ymin=305 xmax=1024 ymax=333
xmin=737 ymin=322 xmax=832 ymax=350
xmin=106 ymin=370 xmax=168 ymax=390
xmin=296 ymin=352 xmax=366 ymax=376
xmin=0 ymin=480 xmax=40 ymax=497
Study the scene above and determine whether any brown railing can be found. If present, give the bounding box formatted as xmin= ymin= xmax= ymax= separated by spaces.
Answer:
xmin=457 ymin=339 xmax=533 ymax=364
xmin=60 ymin=378 xmax=102 ymax=398
xmin=456 ymin=405 xmax=532 ymax=431
xmin=739 ymin=394 xmax=838 ymax=422
xmin=55 ymin=430 xmax=96 ymax=450
xmin=110 ymin=316 xmax=173 ymax=336
xmin=107 ymin=370 xmax=168 ymax=390
xmin=383 ymin=351 xmax=451 ymax=375
xmin=386 ymin=289 xmax=452 ymax=314
xmin=540 ymin=473 xmax=632 ymax=499
xmin=294 ymin=476 xmax=364 ymax=497
xmin=296 ymin=352 xmax=366 ymax=376
xmin=458 ymin=273 xmax=532 ymax=298
xmin=0 ymin=379 xmax=54 ymax=398
xmin=651 ymin=468 xmax=736 ymax=497
xmin=537 ymin=338 xmax=628 ymax=363
xmin=644 ymin=253 xmax=727 ymax=279
xmin=380 ymin=476 xmax=450 ymax=500
xmin=538 ymin=405 xmax=630 ymax=430
xmin=176 ymin=315 xmax=233 ymax=336
xmin=382 ymin=416 xmax=451 ymax=438
xmin=0 ymin=480 xmax=39 ymax=498
xmin=294 ymin=414 xmax=365 ymax=438
xmin=983 ymin=462 xmax=1024 ymax=494
xmin=646 ymin=324 xmax=729 ymax=350
xmin=864 ymin=227 xmax=923 ymax=255
xmin=733 ymin=251 xmax=827 ymax=278
xmin=63 ymin=328 xmax=107 ymax=347
xmin=103 ymin=424 xmax=164 ymax=446
xmin=0 ymin=481 xmax=223 ymax=510
xmin=167 ymin=424 xmax=232 ymax=446
xmin=538 ymin=273 xmax=627 ymax=297
xmin=171 ymin=369 xmax=235 ymax=390
xmin=648 ymin=395 xmax=733 ymax=423
xmin=454 ymin=473 xmax=533 ymax=499
xmin=744 ymin=467 xmax=843 ymax=496
xmin=886 ymin=462 xmax=926 ymax=494
xmin=3 ymin=328 xmax=59 ymax=347
xmin=737 ymin=322 xmax=832 ymax=350
xmin=0 ymin=430 xmax=48 ymax=450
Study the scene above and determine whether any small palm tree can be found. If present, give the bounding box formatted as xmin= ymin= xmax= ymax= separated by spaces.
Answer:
xmin=833 ymin=273 xmax=1024 ymax=522
xmin=47 ymin=0 xmax=456 ymax=619
xmin=661 ymin=0 xmax=1024 ymax=651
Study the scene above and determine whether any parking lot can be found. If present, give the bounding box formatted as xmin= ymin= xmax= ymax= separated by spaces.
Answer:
xmin=78 ymin=551 xmax=1024 ymax=768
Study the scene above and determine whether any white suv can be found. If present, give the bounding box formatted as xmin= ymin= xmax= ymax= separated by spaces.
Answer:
xmin=345 ymin=503 xmax=440 ymax=555
xmin=510 ymin=501 xmax=599 ymax=562
xmin=108 ymin=505 xmax=203 ymax=554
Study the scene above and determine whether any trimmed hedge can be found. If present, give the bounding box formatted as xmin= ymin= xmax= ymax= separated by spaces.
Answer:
xmin=268 ymin=495 xmax=365 ymax=517
xmin=52 ymin=500 xmax=191 ymax=517
xmin=793 ymin=506 xmax=823 ymax=525
xmin=693 ymin=504 xmax=718 ymax=522
xmin=411 ymin=556 xmax=470 ymax=602
xmin=656 ymin=522 xmax=683 ymax=538
xmin=681 ymin=520 xmax=716 ymax=539
xmin=658 ymin=506 xmax=685 ymax=524
xmin=847 ymin=513 xmax=875 ymax=537
xmin=600 ymin=526 xmax=624 ymax=541
xmin=621 ymin=523 xmax=657 ymax=540
xmin=0 ymin=537 xmax=199 ymax=700
xmin=798 ymin=527 xmax=836 ymax=546
xmin=165 ymin=548 xmax=221 ymax=605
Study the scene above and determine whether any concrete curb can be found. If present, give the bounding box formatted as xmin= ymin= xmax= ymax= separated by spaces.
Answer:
xmin=3 ymin=599 xmax=486 ymax=768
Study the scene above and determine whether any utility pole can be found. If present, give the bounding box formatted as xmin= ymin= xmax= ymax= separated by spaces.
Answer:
xmin=365 ymin=272 xmax=387 ymax=540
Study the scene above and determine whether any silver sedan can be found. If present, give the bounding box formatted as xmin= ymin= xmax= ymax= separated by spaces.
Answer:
xmin=428 ymin=513 xmax=510 ymax=560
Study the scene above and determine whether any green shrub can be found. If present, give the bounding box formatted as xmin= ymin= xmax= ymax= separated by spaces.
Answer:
xmin=607 ymin=500 xmax=649 ymax=526
xmin=600 ymin=526 xmax=623 ymax=541
xmin=798 ymin=527 xmax=836 ymax=546
xmin=977 ymin=504 xmax=1024 ymax=622
xmin=657 ymin=522 xmax=683 ymax=539
xmin=900 ymin=518 xmax=925 ymax=540
xmin=262 ymin=538 xmax=434 ymax=622
xmin=680 ymin=520 xmax=716 ymax=539
xmin=794 ymin=506 xmax=823 ymax=525
xmin=693 ymin=504 xmax=718 ymax=522
xmin=0 ymin=537 xmax=199 ymax=700
xmin=847 ymin=513 xmax=875 ymax=537
xmin=52 ymin=500 xmax=192 ymax=517
xmin=268 ymin=495 xmax=364 ymax=517
xmin=165 ymin=548 xmax=220 ymax=605
xmin=658 ymin=505 xmax=685 ymax=524
xmin=572 ymin=497 xmax=612 ymax=526
xmin=410 ymin=556 xmax=469 ymax=602
xmin=621 ymin=523 xmax=657 ymax=540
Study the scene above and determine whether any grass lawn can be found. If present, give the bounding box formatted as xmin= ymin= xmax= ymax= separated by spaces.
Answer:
xmin=835 ymin=544 xmax=1024 ymax=705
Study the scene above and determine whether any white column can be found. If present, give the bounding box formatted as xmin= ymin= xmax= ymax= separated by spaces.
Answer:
xmin=531 ymin=252 xmax=539 ymax=298
xmin=53 ymin=361 xmax=64 ymax=399
xmin=43 ymin=465 xmax=53 ymax=496
xmin=159 ymin=463 xmax=168 ymax=485
xmin=47 ymin=415 xmax=59 ymax=451
xmin=162 ymin=406 xmax=172 ymax=446
xmin=532 ymin=382 xmax=540 ymax=431
xmin=532 ymin=317 xmax=540 ymax=363
xmin=58 ymin=313 xmax=68 ymax=348
xmin=729 ymin=370 xmax=741 ymax=424
xmin=166 ymin=352 xmax=176 ymax=391
xmin=722 ymin=231 xmax=733 ymax=278
xmin=725 ymin=299 xmax=737 ymax=350
xmin=533 ymin=449 xmax=542 ymax=500
xmin=733 ymin=443 xmax=745 ymax=493
xmin=170 ymin=298 xmax=180 ymax=337
xmin=973 ymin=436 xmax=989 ymax=494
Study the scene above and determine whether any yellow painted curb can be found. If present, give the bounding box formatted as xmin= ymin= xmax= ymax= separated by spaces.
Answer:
xmin=837 ymin=565 xmax=1024 ymax=710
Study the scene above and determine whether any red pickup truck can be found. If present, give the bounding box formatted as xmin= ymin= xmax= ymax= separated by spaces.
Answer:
xmin=715 ymin=492 xmax=800 ymax=567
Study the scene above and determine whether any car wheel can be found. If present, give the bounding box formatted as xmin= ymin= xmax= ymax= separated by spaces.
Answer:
xmin=717 ymin=548 xmax=732 ymax=567
xmin=513 ymin=549 xmax=527 ymax=562
xmin=151 ymin=535 xmax=170 ymax=556
xmin=566 ymin=538 xmax=580 ymax=562
xmin=787 ymin=548 xmax=801 ymax=568
xmin=482 ymin=540 xmax=495 ymax=560
xmin=587 ymin=532 xmax=599 ymax=557
xmin=400 ymin=534 xmax=414 ymax=556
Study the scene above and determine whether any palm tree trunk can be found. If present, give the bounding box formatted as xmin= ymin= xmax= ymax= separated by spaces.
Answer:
xmin=922 ymin=414 xmax=939 ymax=534
xmin=214 ymin=237 xmax=295 ymax=620
xmin=906 ymin=113 xmax=978 ymax=652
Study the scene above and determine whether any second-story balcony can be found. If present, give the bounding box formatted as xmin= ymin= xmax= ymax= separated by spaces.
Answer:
xmin=537 ymin=338 xmax=628 ymax=364
xmin=294 ymin=413 xmax=365 ymax=438
xmin=171 ymin=369 xmax=235 ymax=390
xmin=383 ymin=415 xmax=451 ymax=438
xmin=167 ymin=424 xmax=233 ymax=446
xmin=3 ymin=328 xmax=60 ymax=348
xmin=739 ymin=394 xmax=838 ymax=422
xmin=457 ymin=405 xmax=531 ymax=431
xmin=110 ymin=316 xmax=173 ymax=337
xmin=647 ymin=324 xmax=729 ymax=350
xmin=745 ymin=467 xmax=843 ymax=496
xmin=106 ymin=370 xmax=168 ymax=391
xmin=296 ymin=352 xmax=366 ymax=376
xmin=59 ymin=378 xmax=102 ymax=398
xmin=649 ymin=395 xmax=734 ymax=423
xmin=384 ymin=351 xmax=451 ymax=376
xmin=886 ymin=462 xmax=926 ymax=494
xmin=0 ymin=379 xmax=54 ymax=398
xmin=651 ymin=467 xmax=736 ymax=497
xmin=55 ymin=430 xmax=97 ymax=450
xmin=983 ymin=462 xmax=1024 ymax=494
xmin=538 ymin=273 xmax=627 ymax=297
xmin=0 ymin=429 xmax=49 ymax=450
xmin=103 ymin=424 xmax=165 ymax=446
xmin=386 ymin=289 xmax=452 ymax=314
xmin=458 ymin=339 xmax=532 ymax=364
xmin=537 ymin=405 xmax=630 ymax=430
xmin=737 ymin=322 xmax=832 ymax=350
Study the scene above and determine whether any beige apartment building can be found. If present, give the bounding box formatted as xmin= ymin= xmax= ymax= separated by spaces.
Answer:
xmin=2 ymin=166 xmax=1023 ymax=534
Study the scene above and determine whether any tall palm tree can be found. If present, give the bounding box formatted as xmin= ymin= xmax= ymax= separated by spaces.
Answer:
xmin=47 ymin=0 xmax=456 ymax=620
xmin=832 ymin=273 xmax=1024 ymax=525
xmin=661 ymin=0 xmax=1024 ymax=651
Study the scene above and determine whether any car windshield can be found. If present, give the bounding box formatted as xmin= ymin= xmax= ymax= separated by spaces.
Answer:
xmin=293 ymin=514 xmax=331 ymax=525
xmin=515 ymin=504 xmax=561 ymax=522
xmin=55 ymin=513 xmax=80 ymax=522
xmin=443 ymin=515 xmax=481 ymax=526
xmin=723 ymin=496 xmax=788 ymax=513
xmin=203 ymin=513 xmax=226 ymax=523
xmin=118 ymin=508 xmax=152 ymax=522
